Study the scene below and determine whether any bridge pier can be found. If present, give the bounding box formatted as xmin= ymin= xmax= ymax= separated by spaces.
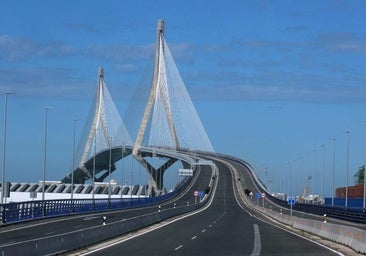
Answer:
xmin=133 ymin=151 xmax=177 ymax=195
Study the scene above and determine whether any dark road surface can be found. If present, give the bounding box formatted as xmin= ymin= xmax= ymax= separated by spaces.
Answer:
xmin=83 ymin=159 xmax=342 ymax=256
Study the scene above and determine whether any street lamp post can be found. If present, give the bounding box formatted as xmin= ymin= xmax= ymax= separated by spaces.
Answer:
xmin=346 ymin=130 xmax=350 ymax=209
xmin=121 ymin=144 xmax=125 ymax=200
xmin=332 ymin=138 xmax=336 ymax=207
xmin=364 ymin=121 xmax=366 ymax=211
xmin=131 ymin=155 xmax=134 ymax=200
xmin=71 ymin=119 xmax=79 ymax=207
xmin=1 ymin=92 xmax=15 ymax=210
xmin=108 ymin=136 xmax=112 ymax=206
xmin=42 ymin=106 xmax=51 ymax=216
xmin=92 ymin=130 xmax=96 ymax=208
xmin=292 ymin=160 xmax=295 ymax=197
xmin=321 ymin=145 xmax=325 ymax=204
xmin=313 ymin=149 xmax=316 ymax=201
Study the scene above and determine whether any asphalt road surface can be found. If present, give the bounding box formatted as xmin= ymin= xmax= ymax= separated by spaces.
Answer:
xmin=82 ymin=159 xmax=342 ymax=256
xmin=0 ymin=164 xmax=213 ymax=250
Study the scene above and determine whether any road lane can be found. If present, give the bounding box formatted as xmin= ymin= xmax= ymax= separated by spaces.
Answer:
xmin=0 ymin=164 xmax=213 ymax=250
xmin=81 ymin=158 xmax=342 ymax=256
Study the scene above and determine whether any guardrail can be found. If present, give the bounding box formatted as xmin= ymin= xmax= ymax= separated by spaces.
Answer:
xmin=0 ymin=201 xmax=206 ymax=256
xmin=211 ymin=151 xmax=366 ymax=223
xmin=258 ymin=207 xmax=366 ymax=254
xmin=0 ymin=175 xmax=192 ymax=225
xmin=1 ymin=193 xmax=172 ymax=224
xmin=218 ymin=150 xmax=366 ymax=254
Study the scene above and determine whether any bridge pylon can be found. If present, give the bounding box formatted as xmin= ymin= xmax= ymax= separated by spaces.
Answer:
xmin=133 ymin=19 xmax=179 ymax=194
xmin=62 ymin=67 xmax=133 ymax=184
xmin=79 ymin=67 xmax=113 ymax=178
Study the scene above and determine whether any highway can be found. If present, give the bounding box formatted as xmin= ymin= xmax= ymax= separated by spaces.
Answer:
xmin=0 ymin=164 xmax=213 ymax=254
xmin=79 ymin=158 xmax=343 ymax=256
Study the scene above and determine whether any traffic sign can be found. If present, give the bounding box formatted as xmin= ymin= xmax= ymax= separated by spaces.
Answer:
xmin=261 ymin=193 xmax=266 ymax=198
xmin=287 ymin=197 xmax=295 ymax=216
xmin=287 ymin=197 xmax=295 ymax=205
xmin=194 ymin=191 xmax=198 ymax=197
xmin=255 ymin=193 xmax=261 ymax=199
xmin=178 ymin=169 xmax=193 ymax=176
xmin=198 ymin=191 xmax=205 ymax=198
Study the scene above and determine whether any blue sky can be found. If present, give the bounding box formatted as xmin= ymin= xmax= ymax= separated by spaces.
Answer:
xmin=1 ymin=0 xmax=366 ymax=197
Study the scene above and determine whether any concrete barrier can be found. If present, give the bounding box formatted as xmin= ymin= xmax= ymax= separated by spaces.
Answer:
xmin=260 ymin=207 xmax=366 ymax=254
xmin=0 ymin=202 xmax=204 ymax=256
xmin=228 ymin=157 xmax=366 ymax=255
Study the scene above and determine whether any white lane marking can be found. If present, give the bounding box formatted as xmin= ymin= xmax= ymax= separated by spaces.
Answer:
xmin=174 ymin=245 xmax=183 ymax=251
xmin=83 ymin=216 xmax=100 ymax=221
xmin=191 ymin=236 xmax=197 ymax=240
xmin=209 ymin=224 xmax=212 ymax=228
xmin=1 ymin=241 xmax=17 ymax=246
xmin=76 ymin=165 xmax=220 ymax=255
xmin=254 ymin=214 xmax=346 ymax=256
xmin=250 ymin=224 xmax=261 ymax=256
xmin=201 ymin=229 xmax=206 ymax=233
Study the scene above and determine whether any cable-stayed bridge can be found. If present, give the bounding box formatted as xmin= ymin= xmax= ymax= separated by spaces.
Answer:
xmin=1 ymin=20 xmax=366 ymax=256
xmin=60 ymin=19 xmax=214 ymax=196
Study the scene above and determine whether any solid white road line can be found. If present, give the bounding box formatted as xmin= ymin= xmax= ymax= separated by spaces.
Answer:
xmin=250 ymin=223 xmax=261 ymax=256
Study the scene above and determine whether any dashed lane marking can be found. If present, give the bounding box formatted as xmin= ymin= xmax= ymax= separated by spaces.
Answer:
xmin=174 ymin=245 xmax=183 ymax=251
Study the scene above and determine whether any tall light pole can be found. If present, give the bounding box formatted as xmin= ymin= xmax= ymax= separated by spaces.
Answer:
xmin=42 ymin=106 xmax=51 ymax=215
xmin=121 ymin=144 xmax=125 ymax=199
xmin=363 ymin=121 xmax=366 ymax=211
xmin=321 ymin=144 xmax=325 ymax=204
xmin=108 ymin=136 xmax=112 ymax=204
xmin=1 ymin=92 xmax=15 ymax=206
xmin=92 ymin=130 xmax=97 ymax=205
xmin=332 ymin=138 xmax=336 ymax=207
xmin=346 ymin=130 xmax=350 ymax=208
xmin=264 ymin=167 xmax=268 ymax=190
xmin=131 ymin=154 xmax=134 ymax=200
xmin=71 ymin=118 xmax=79 ymax=203
xmin=313 ymin=149 xmax=316 ymax=202
xmin=292 ymin=160 xmax=295 ymax=196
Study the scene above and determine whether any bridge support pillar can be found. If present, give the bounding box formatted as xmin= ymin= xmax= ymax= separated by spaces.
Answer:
xmin=134 ymin=152 xmax=177 ymax=195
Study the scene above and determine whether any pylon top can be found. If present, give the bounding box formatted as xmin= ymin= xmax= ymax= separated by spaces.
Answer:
xmin=98 ymin=67 xmax=104 ymax=78
xmin=157 ymin=19 xmax=164 ymax=34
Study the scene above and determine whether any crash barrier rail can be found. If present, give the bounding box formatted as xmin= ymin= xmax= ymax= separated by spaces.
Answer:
xmin=1 ymin=194 xmax=172 ymax=224
xmin=0 ymin=201 xmax=205 ymax=256
xmin=185 ymin=150 xmax=366 ymax=254
xmin=266 ymin=196 xmax=366 ymax=224
xmin=259 ymin=207 xmax=366 ymax=254
xmin=324 ymin=197 xmax=364 ymax=209
xmin=206 ymin=151 xmax=366 ymax=224
xmin=219 ymin=150 xmax=366 ymax=255
xmin=0 ymin=176 xmax=192 ymax=225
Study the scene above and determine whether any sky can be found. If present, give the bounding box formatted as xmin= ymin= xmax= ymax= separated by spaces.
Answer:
xmin=1 ymin=0 xmax=366 ymax=198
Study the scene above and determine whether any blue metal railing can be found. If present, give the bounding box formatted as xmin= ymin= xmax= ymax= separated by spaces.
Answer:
xmin=193 ymin=150 xmax=366 ymax=223
xmin=1 ymin=191 xmax=178 ymax=224
xmin=1 ymin=175 xmax=192 ymax=225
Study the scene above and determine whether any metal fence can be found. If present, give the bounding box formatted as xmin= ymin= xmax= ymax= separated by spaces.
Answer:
xmin=0 ymin=200 xmax=205 ymax=256
xmin=1 ymin=176 xmax=191 ymax=225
